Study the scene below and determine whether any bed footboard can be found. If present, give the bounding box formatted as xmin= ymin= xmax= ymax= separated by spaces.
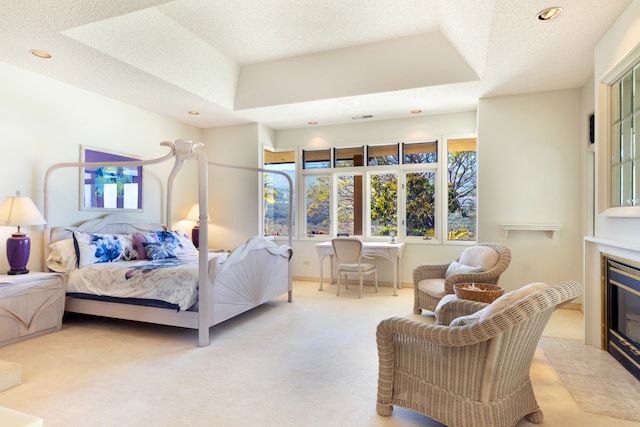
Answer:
xmin=203 ymin=236 xmax=293 ymax=329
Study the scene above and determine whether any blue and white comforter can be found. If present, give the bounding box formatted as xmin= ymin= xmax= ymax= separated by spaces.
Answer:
xmin=66 ymin=253 xmax=225 ymax=311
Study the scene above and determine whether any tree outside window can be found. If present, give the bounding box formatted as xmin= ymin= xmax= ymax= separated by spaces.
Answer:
xmin=447 ymin=138 xmax=477 ymax=241
xmin=305 ymin=175 xmax=330 ymax=235
xmin=405 ymin=171 xmax=436 ymax=238
xmin=370 ymin=172 xmax=398 ymax=236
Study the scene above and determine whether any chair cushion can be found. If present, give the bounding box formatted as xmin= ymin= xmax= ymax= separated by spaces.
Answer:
xmin=458 ymin=246 xmax=500 ymax=271
xmin=444 ymin=261 xmax=482 ymax=277
xmin=418 ymin=279 xmax=445 ymax=298
xmin=479 ymin=282 xmax=549 ymax=322
xmin=339 ymin=263 xmax=375 ymax=273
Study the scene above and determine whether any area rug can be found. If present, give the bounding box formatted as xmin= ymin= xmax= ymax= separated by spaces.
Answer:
xmin=539 ymin=336 xmax=640 ymax=422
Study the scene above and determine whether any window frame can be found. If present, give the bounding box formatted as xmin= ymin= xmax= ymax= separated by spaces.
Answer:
xmin=598 ymin=43 xmax=640 ymax=217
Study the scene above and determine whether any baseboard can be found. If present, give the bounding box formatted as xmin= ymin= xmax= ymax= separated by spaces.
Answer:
xmin=559 ymin=302 xmax=583 ymax=312
xmin=292 ymin=276 xmax=409 ymax=288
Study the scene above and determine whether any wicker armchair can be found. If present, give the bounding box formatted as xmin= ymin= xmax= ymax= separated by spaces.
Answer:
xmin=413 ymin=242 xmax=511 ymax=314
xmin=376 ymin=280 xmax=582 ymax=427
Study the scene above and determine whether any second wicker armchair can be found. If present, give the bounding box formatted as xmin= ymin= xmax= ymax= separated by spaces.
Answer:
xmin=413 ymin=242 xmax=511 ymax=314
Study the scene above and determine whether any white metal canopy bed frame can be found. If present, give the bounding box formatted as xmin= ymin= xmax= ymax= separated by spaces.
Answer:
xmin=43 ymin=139 xmax=293 ymax=346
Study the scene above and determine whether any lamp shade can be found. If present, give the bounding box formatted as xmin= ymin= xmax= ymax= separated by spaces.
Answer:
xmin=0 ymin=191 xmax=47 ymax=227
xmin=0 ymin=191 xmax=46 ymax=275
xmin=185 ymin=204 xmax=210 ymax=223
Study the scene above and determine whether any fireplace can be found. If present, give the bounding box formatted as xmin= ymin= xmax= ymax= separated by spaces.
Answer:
xmin=605 ymin=256 xmax=640 ymax=380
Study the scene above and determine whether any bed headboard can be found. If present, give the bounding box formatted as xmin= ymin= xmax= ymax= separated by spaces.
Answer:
xmin=50 ymin=213 xmax=166 ymax=243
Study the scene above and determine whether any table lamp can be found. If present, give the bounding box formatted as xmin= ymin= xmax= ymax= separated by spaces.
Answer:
xmin=0 ymin=191 xmax=47 ymax=275
xmin=185 ymin=204 xmax=209 ymax=248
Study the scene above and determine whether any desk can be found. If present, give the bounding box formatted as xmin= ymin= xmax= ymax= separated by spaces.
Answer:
xmin=316 ymin=241 xmax=405 ymax=296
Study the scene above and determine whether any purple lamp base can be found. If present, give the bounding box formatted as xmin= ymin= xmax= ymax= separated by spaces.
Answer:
xmin=192 ymin=226 xmax=200 ymax=249
xmin=7 ymin=232 xmax=30 ymax=275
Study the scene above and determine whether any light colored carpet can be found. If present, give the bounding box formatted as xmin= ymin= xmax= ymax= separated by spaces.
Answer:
xmin=0 ymin=281 xmax=636 ymax=427
xmin=540 ymin=336 xmax=640 ymax=422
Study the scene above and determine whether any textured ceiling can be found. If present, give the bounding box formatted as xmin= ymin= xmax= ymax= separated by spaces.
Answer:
xmin=0 ymin=0 xmax=633 ymax=129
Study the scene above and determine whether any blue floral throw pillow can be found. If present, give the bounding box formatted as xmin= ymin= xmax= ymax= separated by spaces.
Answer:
xmin=151 ymin=230 xmax=197 ymax=255
xmin=143 ymin=241 xmax=177 ymax=260
xmin=132 ymin=230 xmax=196 ymax=260
xmin=155 ymin=230 xmax=198 ymax=255
xmin=73 ymin=232 xmax=135 ymax=268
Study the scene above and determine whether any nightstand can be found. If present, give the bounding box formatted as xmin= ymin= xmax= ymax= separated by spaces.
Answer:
xmin=0 ymin=272 xmax=65 ymax=346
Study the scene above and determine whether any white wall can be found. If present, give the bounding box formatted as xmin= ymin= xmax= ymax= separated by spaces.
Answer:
xmin=477 ymin=90 xmax=584 ymax=294
xmin=201 ymin=124 xmax=262 ymax=251
xmin=0 ymin=62 xmax=202 ymax=273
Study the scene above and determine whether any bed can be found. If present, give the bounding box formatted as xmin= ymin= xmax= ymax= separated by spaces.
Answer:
xmin=42 ymin=140 xmax=294 ymax=346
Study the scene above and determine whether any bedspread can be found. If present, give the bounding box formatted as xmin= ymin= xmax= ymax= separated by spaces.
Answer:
xmin=66 ymin=253 xmax=225 ymax=311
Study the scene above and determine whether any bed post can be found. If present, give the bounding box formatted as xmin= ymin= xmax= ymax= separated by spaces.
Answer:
xmin=195 ymin=148 xmax=209 ymax=347
xmin=168 ymin=140 xmax=210 ymax=347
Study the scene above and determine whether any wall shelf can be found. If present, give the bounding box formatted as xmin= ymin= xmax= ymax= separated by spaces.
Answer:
xmin=500 ymin=224 xmax=563 ymax=237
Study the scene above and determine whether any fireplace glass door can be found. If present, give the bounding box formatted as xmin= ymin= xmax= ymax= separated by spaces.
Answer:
xmin=607 ymin=257 xmax=640 ymax=380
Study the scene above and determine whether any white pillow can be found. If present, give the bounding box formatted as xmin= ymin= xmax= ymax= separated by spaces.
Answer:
xmin=479 ymin=282 xmax=549 ymax=322
xmin=449 ymin=310 xmax=485 ymax=327
xmin=459 ymin=246 xmax=499 ymax=271
xmin=73 ymin=231 xmax=136 ymax=268
xmin=445 ymin=261 xmax=482 ymax=278
xmin=46 ymin=239 xmax=77 ymax=273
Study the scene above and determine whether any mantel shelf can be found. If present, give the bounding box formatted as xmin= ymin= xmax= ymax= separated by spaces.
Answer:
xmin=500 ymin=224 xmax=563 ymax=237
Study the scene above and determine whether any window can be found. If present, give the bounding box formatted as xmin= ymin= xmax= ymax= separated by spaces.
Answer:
xmin=304 ymin=175 xmax=330 ymax=235
xmin=369 ymin=172 xmax=398 ymax=236
xmin=368 ymin=144 xmax=399 ymax=166
xmin=263 ymin=149 xmax=295 ymax=237
xmin=301 ymin=137 xmax=476 ymax=242
xmin=303 ymin=149 xmax=330 ymax=169
xmin=334 ymin=146 xmax=364 ymax=167
xmin=611 ymin=64 xmax=640 ymax=207
xmin=403 ymin=141 xmax=437 ymax=164
xmin=405 ymin=171 xmax=436 ymax=237
xmin=336 ymin=173 xmax=360 ymax=235
xmin=447 ymin=138 xmax=477 ymax=241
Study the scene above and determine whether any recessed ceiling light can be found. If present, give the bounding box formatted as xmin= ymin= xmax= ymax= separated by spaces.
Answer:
xmin=411 ymin=109 xmax=422 ymax=114
xmin=307 ymin=121 xmax=318 ymax=125
xmin=30 ymin=50 xmax=51 ymax=59
xmin=537 ymin=7 xmax=562 ymax=21
xmin=337 ymin=99 xmax=359 ymax=107
xmin=188 ymin=111 xmax=200 ymax=115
